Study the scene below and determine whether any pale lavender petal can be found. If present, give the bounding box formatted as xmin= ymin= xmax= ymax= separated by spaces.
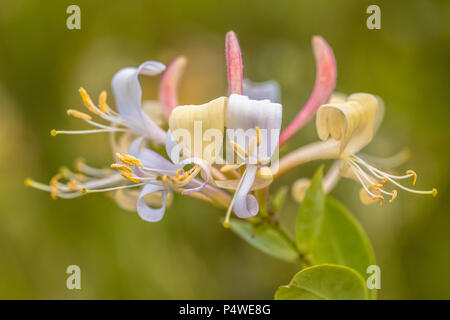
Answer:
xmin=243 ymin=79 xmax=280 ymax=103
xmin=226 ymin=31 xmax=243 ymax=95
xmin=111 ymin=61 xmax=167 ymax=143
xmin=279 ymin=36 xmax=336 ymax=146
xmin=137 ymin=184 xmax=168 ymax=222
xmin=159 ymin=56 xmax=187 ymax=119
xmin=233 ymin=165 xmax=259 ymax=218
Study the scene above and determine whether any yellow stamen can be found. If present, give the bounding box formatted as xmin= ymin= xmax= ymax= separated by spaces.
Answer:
xmin=110 ymin=163 xmax=133 ymax=173
xmin=121 ymin=170 xmax=141 ymax=183
xmin=79 ymin=87 xmax=101 ymax=115
xmin=431 ymin=188 xmax=438 ymax=197
xmin=67 ymin=109 xmax=92 ymax=121
xmin=175 ymin=168 xmax=185 ymax=178
xmin=372 ymin=183 xmax=383 ymax=190
xmin=222 ymin=221 xmax=230 ymax=228
xmin=255 ymin=126 xmax=261 ymax=146
xmin=66 ymin=179 xmax=78 ymax=191
xmin=24 ymin=178 xmax=32 ymax=186
xmin=49 ymin=174 xmax=62 ymax=200
xmin=98 ymin=91 xmax=110 ymax=113
xmin=230 ymin=141 xmax=248 ymax=157
xmin=115 ymin=153 xmax=143 ymax=167
xmin=389 ymin=190 xmax=398 ymax=203
xmin=372 ymin=195 xmax=384 ymax=206
xmin=50 ymin=129 xmax=58 ymax=136
xmin=406 ymin=170 xmax=417 ymax=185
xmin=380 ymin=178 xmax=388 ymax=184
xmin=220 ymin=164 xmax=239 ymax=172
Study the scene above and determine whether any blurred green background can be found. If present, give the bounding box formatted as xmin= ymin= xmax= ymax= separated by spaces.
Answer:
xmin=0 ymin=0 xmax=449 ymax=299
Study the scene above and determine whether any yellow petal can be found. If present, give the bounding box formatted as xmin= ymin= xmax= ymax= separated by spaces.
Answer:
xmin=291 ymin=178 xmax=311 ymax=203
xmin=214 ymin=166 xmax=273 ymax=191
xmin=316 ymin=93 xmax=378 ymax=155
xmin=168 ymin=97 xmax=227 ymax=163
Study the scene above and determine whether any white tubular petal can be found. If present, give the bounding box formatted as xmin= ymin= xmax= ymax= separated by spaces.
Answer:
xmin=111 ymin=61 xmax=167 ymax=143
xmin=316 ymin=93 xmax=378 ymax=155
xmin=243 ymin=79 xmax=281 ymax=103
xmin=137 ymin=184 xmax=168 ymax=222
xmin=167 ymin=97 xmax=227 ymax=164
xmin=233 ymin=165 xmax=259 ymax=218
xmin=226 ymin=94 xmax=282 ymax=159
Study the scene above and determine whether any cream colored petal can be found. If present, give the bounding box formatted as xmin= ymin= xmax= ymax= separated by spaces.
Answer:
xmin=214 ymin=166 xmax=273 ymax=191
xmin=316 ymin=93 xmax=378 ymax=155
xmin=167 ymin=97 xmax=227 ymax=164
xmin=327 ymin=92 xmax=347 ymax=104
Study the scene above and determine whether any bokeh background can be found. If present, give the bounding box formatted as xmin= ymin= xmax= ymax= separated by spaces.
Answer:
xmin=0 ymin=0 xmax=449 ymax=299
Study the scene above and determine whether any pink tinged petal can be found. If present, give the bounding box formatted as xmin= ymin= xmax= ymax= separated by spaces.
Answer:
xmin=111 ymin=61 xmax=167 ymax=143
xmin=279 ymin=36 xmax=337 ymax=146
xmin=233 ymin=165 xmax=259 ymax=218
xmin=226 ymin=31 xmax=243 ymax=95
xmin=159 ymin=56 xmax=188 ymax=119
xmin=137 ymin=184 xmax=168 ymax=222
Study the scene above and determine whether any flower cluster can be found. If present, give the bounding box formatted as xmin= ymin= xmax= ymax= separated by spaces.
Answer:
xmin=27 ymin=31 xmax=436 ymax=225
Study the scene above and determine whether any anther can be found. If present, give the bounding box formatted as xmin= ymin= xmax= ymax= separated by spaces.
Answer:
xmin=67 ymin=109 xmax=92 ymax=121
xmin=220 ymin=164 xmax=239 ymax=172
xmin=79 ymin=87 xmax=101 ymax=115
xmin=175 ymin=168 xmax=185 ymax=178
xmin=110 ymin=163 xmax=133 ymax=173
xmin=121 ymin=171 xmax=141 ymax=183
xmin=50 ymin=174 xmax=62 ymax=200
xmin=372 ymin=183 xmax=383 ymax=190
xmin=431 ymin=188 xmax=438 ymax=197
xmin=115 ymin=153 xmax=143 ymax=167
xmin=255 ymin=126 xmax=261 ymax=146
xmin=230 ymin=141 xmax=248 ymax=157
xmin=222 ymin=221 xmax=230 ymax=229
xmin=406 ymin=170 xmax=417 ymax=185
xmin=66 ymin=179 xmax=78 ymax=191
xmin=50 ymin=129 xmax=58 ymax=136
xmin=389 ymin=190 xmax=398 ymax=203
xmin=372 ymin=195 xmax=384 ymax=206
xmin=98 ymin=91 xmax=110 ymax=113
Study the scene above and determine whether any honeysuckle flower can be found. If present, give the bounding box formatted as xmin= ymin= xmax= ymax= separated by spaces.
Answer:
xmin=51 ymin=57 xmax=187 ymax=146
xmin=277 ymin=92 xmax=437 ymax=205
xmin=26 ymin=135 xmax=219 ymax=222
xmin=166 ymin=32 xmax=282 ymax=225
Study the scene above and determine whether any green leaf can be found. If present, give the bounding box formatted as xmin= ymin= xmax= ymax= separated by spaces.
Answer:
xmin=271 ymin=186 xmax=289 ymax=213
xmin=275 ymin=264 xmax=368 ymax=300
xmin=229 ymin=219 xmax=299 ymax=263
xmin=295 ymin=166 xmax=325 ymax=252
xmin=295 ymin=167 xmax=376 ymax=299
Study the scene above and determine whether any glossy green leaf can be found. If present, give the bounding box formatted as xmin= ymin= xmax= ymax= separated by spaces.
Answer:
xmin=295 ymin=166 xmax=325 ymax=252
xmin=229 ymin=219 xmax=299 ymax=263
xmin=295 ymin=167 xmax=376 ymax=299
xmin=275 ymin=264 xmax=368 ymax=300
